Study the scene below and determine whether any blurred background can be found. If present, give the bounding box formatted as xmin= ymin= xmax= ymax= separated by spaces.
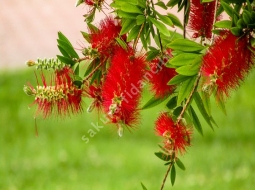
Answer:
xmin=1 ymin=0 xmax=255 ymax=190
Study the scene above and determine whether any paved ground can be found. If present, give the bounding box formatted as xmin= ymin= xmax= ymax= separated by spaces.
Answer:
xmin=0 ymin=0 xmax=92 ymax=70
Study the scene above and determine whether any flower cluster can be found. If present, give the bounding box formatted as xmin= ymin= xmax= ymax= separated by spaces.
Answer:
xmin=188 ymin=0 xmax=218 ymax=39
xmin=102 ymin=47 xmax=146 ymax=129
xmin=148 ymin=50 xmax=177 ymax=98
xmin=89 ymin=17 xmax=122 ymax=57
xmin=201 ymin=31 xmax=255 ymax=99
xmin=155 ymin=112 xmax=192 ymax=156
xmin=24 ymin=66 xmax=83 ymax=118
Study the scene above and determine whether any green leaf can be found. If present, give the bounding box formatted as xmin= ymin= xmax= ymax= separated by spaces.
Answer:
xmin=57 ymin=45 xmax=70 ymax=58
xmin=87 ymin=23 xmax=99 ymax=32
xmin=166 ymin=96 xmax=177 ymax=109
xmin=177 ymin=76 xmax=196 ymax=105
xmin=142 ymin=95 xmax=168 ymax=109
xmin=167 ymin=39 xmax=205 ymax=52
xmin=138 ymin=0 xmax=146 ymax=8
xmin=170 ymin=164 xmax=176 ymax=186
xmin=155 ymin=12 xmax=174 ymax=27
xmin=221 ymin=1 xmax=235 ymax=17
xmin=146 ymin=49 xmax=160 ymax=61
xmin=176 ymin=158 xmax=186 ymax=170
xmin=141 ymin=183 xmax=148 ymax=190
xmin=57 ymin=55 xmax=75 ymax=66
xmin=116 ymin=37 xmax=128 ymax=50
xmin=117 ymin=10 xmax=138 ymax=19
xmin=136 ymin=15 xmax=146 ymax=25
xmin=242 ymin=10 xmax=252 ymax=25
xmin=167 ymin=13 xmax=183 ymax=29
xmin=127 ymin=25 xmax=141 ymax=42
xmin=148 ymin=16 xmax=170 ymax=37
xmin=193 ymin=92 xmax=214 ymax=129
xmin=168 ymin=53 xmax=199 ymax=67
xmin=175 ymin=55 xmax=202 ymax=76
xmin=201 ymin=91 xmax=211 ymax=116
xmin=189 ymin=106 xmax=203 ymax=135
xmin=81 ymin=31 xmax=91 ymax=43
xmin=155 ymin=1 xmax=167 ymax=10
xmin=236 ymin=19 xmax=246 ymax=29
xmin=57 ymin=39 xmax=79 ymax=59
xmin=230 ymin=27 xmax=242 ymax=36
xmin=121 ymin=3 xmax=143 ymax=14
xmin=214 ymin=20 xmax=232 ymax=28
xmin=166 ymin=0 xmax=181 ymax=7
xmin=214 ymin=92 xmax=227 ymax=115
xmin=58 ymin=32 xmax=73 ymax=47
xmin=155 ymin=152 xmax=171 ymax=161
xmin=120 ymin=19 xmax=137 ymax=35
xmin=75 ymin=0 xmax=84 ymax=7
xmin=168 ymin=75 xmax=190 ymax=85
xmin=250 ymin=37 xmax=255 ymax=48
xmin=202 ymin=0 xmax=214 ymax=2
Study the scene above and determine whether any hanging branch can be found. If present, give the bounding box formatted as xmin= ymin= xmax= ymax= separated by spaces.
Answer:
xmin=160 ymin=162 xmax=174 ymax=190
xmin=177 ymin=71 xmax=202 ymax=124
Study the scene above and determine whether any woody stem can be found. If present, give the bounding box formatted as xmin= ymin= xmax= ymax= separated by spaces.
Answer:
xmin=177 ymin=71 xmax=201 ymax=124
xmin=83 ymin=59 xmax=105 ymax=82
xmin=160 ymin=162 xmax=173 ymax=190
xmin=133 ymin=23 xmax=145 ymax=50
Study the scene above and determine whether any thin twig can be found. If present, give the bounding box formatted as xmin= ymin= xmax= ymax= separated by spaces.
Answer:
xmin=177 ymin=72 xmax=201 ymax=124
xmin=133 ymin=23 xmax=145 ymax=50
xmin=150 ymin=0 xmax=164 ymax=52
xmin=210 ymin=0 xmax=219 ymax=45
xmin=160 ymin=162 xmax=173 ymax=190
xmin=183 ymin=1 xmax=189 ymax=39
xmin=83 ymin=60 xmax=104 ymax=82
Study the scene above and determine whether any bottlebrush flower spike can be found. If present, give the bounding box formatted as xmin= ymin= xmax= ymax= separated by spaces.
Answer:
xmin=201 ymin=31 xmax=255 ymax=99
xmin=24 ymin=67 xmax=83 ymax=118
xmin=84 ymin=81 xmax=103 ymax=113
xmin=89 ymin=17 xmax=122 ymax=57
xmin=188 ymin=0 xmax=218 ymax=39
xmin=155 ymin=112 xmax=192 ymax=156
xmin=84 ymin=0 xmax=104 ymax=7
xmin=102 ymin=47 xmax=146 ymax=131
xmin=148 ymin=50 xmax=177 ymax=98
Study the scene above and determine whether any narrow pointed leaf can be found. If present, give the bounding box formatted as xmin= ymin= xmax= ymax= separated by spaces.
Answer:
xmin=176 ymin=158 xmax=186 ymax=170
xmin=142 ymin=95 xmax=168 ymax=109
xmin=170 ymin=164 xmax=176 ymax=186
xmin=168 ymin=75 xmax=190 ymax=85
xmin=148 ymin=16 xmax=170 ymax=36
xmin=194 ymin=92 xmax=214 ymax=129
xmin=189 ymin=106 xmax=203 ymax=135
xmin=155 ymin=152 xmax=171 ymax=161
xmin=120 ymin=19 xmax=136 ymax=35
xmin=177 ymin=76 xmax=196 ymax=105
xmin=141 ymin=183 xmax=148 ymax=190
xmin=167 ymin=39 xmax=205 ymax=52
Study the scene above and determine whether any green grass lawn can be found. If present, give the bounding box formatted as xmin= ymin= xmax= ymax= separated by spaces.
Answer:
xmin=1 ymin=69 xmax=255 ymax=190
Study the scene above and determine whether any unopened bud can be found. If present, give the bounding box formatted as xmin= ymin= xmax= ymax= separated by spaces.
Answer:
xmin=26 ymin=60 xmax=35 ymax=67
xmin=117 ymin=123 xmax=123 ymax=137
xmin=23 ymin=85 xmax=35 ymax=96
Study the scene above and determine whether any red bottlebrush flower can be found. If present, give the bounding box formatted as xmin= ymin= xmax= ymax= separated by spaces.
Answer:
xmin=24 ymin=67 xmax=83 ymax=118
xmin=84 ymin=81 xmax=103 ymax=112
xmin=102 ymin=47 xmax=146 ymax=130
xmin=84 ymin=0 xmax=104 ymax=6
xmin=89 ymin=17 xmax=122 ymax=57
xmin=201 ymin=31 xmax=255 ymax=99
xmin=148 ymin=50 xmax=177 ymax=98
xmin=155 ymin=112 xmax=192 ymax=155
xmin=84 ymin=0 xmax=94 ymax=6
xmin=188 ymin=0 xmax=218 ymax=39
